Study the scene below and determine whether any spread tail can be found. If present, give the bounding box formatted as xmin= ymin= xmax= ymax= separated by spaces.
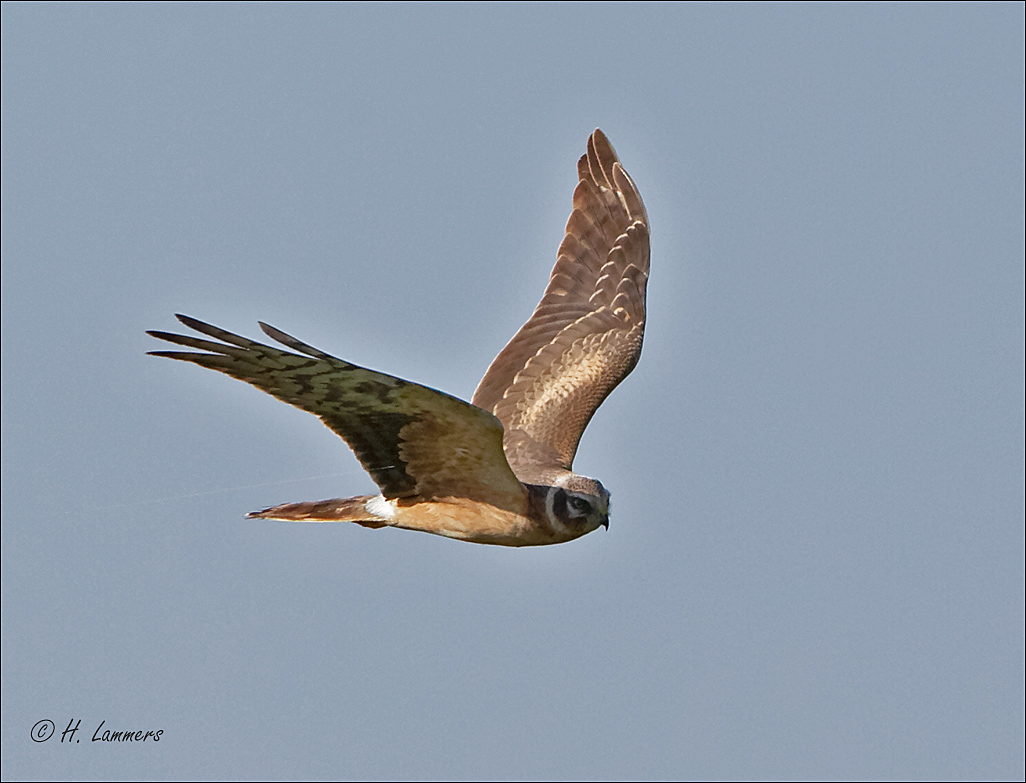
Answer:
xmin=247 ymin=495 xmax=388 ymax=528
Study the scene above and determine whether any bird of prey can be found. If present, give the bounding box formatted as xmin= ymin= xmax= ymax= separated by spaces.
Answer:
xmin=148 ymin=129 xmax=649 ymax=546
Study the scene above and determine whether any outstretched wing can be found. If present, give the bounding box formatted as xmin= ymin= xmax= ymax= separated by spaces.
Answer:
xmin=148 ymin=315 xmax=527 ymax=510
xmin=472 ymin=129 xmax=650 ymax=478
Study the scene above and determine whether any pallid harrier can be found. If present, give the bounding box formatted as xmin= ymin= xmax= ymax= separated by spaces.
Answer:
xmin=148 ymin=129 xmax=649 ymax=546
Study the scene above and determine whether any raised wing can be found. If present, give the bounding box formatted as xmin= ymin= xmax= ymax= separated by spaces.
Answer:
xmin=472 ymin=129 xmax=650 ymax=478
xmin=148 ymin=315 xmax=527 ymax=510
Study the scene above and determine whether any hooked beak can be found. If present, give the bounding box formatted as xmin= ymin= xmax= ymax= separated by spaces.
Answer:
xmin=600 ymin=516 xmax=609 ymax=530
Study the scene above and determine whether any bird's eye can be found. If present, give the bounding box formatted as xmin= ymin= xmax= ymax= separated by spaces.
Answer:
xmin=568 ymin=496 xmax=592 ymax=514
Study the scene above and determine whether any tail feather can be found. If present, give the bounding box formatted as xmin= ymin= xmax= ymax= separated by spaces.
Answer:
xmin=247 ymin=495 xmax=388 ymax=527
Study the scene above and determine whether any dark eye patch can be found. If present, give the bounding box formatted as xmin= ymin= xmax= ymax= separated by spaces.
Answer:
xmin=568 ymin=496 xmax=591 ymax=514
xmin=552 ymin=488 xmax=567 ymax=518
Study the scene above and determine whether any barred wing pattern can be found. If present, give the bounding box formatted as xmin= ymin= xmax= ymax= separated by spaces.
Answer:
xmin=149 ymin=316 xmax=526 ymax=510
xmin=472 ymin=129 xmax=650 ymax=480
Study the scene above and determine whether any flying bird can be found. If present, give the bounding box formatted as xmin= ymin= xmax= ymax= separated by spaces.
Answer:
xmin=148 ymin=129 xmax=649 ymax=546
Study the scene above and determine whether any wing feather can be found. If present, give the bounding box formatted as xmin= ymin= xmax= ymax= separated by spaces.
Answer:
xmin=472 ymin=129 xmax=650 ymax=475
xmin=149 ymin=316 xmax=526 ymax=510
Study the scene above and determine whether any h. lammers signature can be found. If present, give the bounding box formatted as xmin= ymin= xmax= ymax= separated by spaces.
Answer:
xmin=32 ymin=719 xmax=163 ymax=743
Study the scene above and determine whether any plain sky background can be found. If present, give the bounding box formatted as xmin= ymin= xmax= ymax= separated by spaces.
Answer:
xmin=2 ymin=3 xmax=1023 ymax=780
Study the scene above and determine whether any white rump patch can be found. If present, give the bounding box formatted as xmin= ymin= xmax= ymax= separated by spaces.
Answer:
xmin=365 ymin=495 xmax=396 ymax=521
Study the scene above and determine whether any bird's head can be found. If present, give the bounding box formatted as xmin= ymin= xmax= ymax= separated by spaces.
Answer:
xmin=548 ymin=474 xmax=610 ymax=535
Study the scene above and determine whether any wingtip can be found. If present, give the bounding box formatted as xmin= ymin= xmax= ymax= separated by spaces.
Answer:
xmin=174 ymin=313 xmax=205 ymax=330
xmin=585 ymin=129 xmax=620 ymax=189
xmin=146 ymin=329 xmax=186 ymax=350
xmin=258 ymin=321 xmax=285 ymax=341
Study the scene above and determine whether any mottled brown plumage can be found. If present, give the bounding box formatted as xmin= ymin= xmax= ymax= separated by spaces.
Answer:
xmin=473 ymin=130 xmax=649 ymax=481
xmin=148 ymin=129 xmax=649 ymax=546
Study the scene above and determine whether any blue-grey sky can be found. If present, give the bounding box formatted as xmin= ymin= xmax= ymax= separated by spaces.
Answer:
xmin=2 ymin=3 xmax=1023 ymax=780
